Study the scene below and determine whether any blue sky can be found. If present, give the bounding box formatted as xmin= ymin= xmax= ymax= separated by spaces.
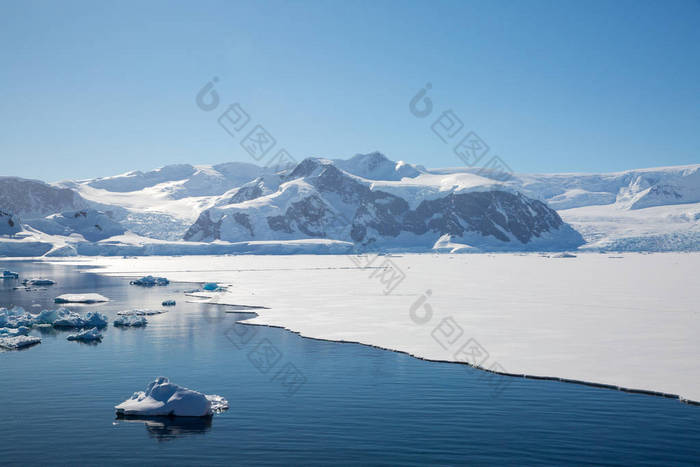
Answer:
xmin=1 ymin=0 xmax=698 ymax=181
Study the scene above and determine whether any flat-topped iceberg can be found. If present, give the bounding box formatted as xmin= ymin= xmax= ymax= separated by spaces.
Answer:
xmin=115 ymin=377 xmax=229 ymax=417
xmin=24 ymin=278 xmax=55 ymax=286
xmin=130 ymin=275 xmax=170 ymax=287
xmin=0 ymin=326 xmax=30 ymax=337
xmin=54 ymin=293 xmax=109 ymax=304
xmin=66 ymin=327 xmax=103 ymax=342
xmin=0 ymin=335 xmax=41 ymax=350
xmin=116 ymin=309 xmax=166 ymax=316
xmin=114 ymin=315 xmax=147 ymax=327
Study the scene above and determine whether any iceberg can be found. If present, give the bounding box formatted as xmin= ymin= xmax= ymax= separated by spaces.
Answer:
xmin=115 ymin=377 xmax=229 ymax=417
xmin=161 ymin=300 xmax=176 ymax=306
xmin=0 ymin=335 xmax=41 ymax=350
xmin=2 ymin=270 xmax=19 ymax=279
xmin=24 ymin=278 xmax=56 ymax=286
xmin=116 ymin=309 xmax=166 ymax=316
xmin=0 ymin=307 xmax=35 ymax=328
xmin=66 ymin=327 xmax=103 ymax=342
xmin=130 ymin=275 xmax=170 ymax=287
xmin=54 ymin=293 xmax=109 ymax=304
xmin=202 ymin=283 xmax=219 ymax=291
xmin=114 ymin=315 xmax=147 ymax=327
xmin=51 ymin=310 xmax=108 ymax=329
xmin=0 ymin=326 xmax=30 ymax=337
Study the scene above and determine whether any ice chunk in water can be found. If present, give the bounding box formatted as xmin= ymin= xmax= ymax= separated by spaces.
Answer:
xmin=115 ymin=377 xmax=229 ymax=417
xmin=130 ymin=275 xmax=169 ymax=287
xmin=66 ymin=327 xmax=103 ymax=342
xmin=0 ymin=335 xmax=41 ymax=350
xmin=54 ymin=293 xmax=109 ymax=304
xmin=114 ymin=315 xmax=147 ymax=327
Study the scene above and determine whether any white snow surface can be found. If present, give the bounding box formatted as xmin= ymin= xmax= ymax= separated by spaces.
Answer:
xmin=54 ymin=293 xmax=110 ymax=304
xmin=0 ymin=335 xmax=41 ymax=350
xmin=66 ymin=327 xmax=103 ymax=342
xmin=64 ymin=253 xmax=700 ymax=403
xmin=115 ymin=377 xmax=228 ymax=417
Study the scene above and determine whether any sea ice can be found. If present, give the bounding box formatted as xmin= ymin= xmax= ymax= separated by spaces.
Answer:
xmin=0 ymin=326 xmax=30 ymax=337
xmin=115 ymin=377 xmax=229 ymax=417
xmin=24 ymin=278 xmax=56 ymax=286
xmin=66 ymin=327 xmax=103 ymax=342
xmin=79 ymin=253 xmax=700 ymax=403
xmin=0 ymin=307 xmax=35 ymax=328
xmin=54 ymin=293 xmax=109 ymax=304
xmin=116 ymin=309 xmax=166 ymax=316
xmin=0 ymin=335 xmax=41 ymax=350
xmin=114 ymin=315 xmax=147 ymax=327
xmin=130 ymin=275 xmax=170 ymax=286
xmin=51 ymin=310 xmax=108 ymax=329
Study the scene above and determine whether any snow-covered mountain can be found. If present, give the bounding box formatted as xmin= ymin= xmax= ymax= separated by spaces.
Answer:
xmin=1 ymin=153 xmax=698 ymax=256
xmin=0 ymin=176 xmax=88 ymax=218
xmin=185 ymin=157 xmax=583 ymax=251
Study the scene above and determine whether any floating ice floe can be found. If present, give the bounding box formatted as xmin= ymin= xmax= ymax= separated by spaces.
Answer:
xmin=24 ymin=278 xmax=55 ymax=286
xmin=0 ymin=335 xmax=41 ymax=350
xmin=130 ymin=275 xmax=170 ymax=287
xmin=0 ymin=326 xmax=30 ymax=337
xmin=552 ymin=252 xmax=577 ymax=258
xmin=2 ymin=270 xmax=19 ymax=279
xmin=161 ymin=300 xmax=176 ymax=306
xmin=54 ymin=293 xmax=109 ymax=304
xmin=66 ymin=327 xmax=103 ymax=342
xmin=115 ymin=377 xmax=229 ymax=417
xmin=53 ymin=310 xmax=108 ymax=329
xmin=114 ymin=315 xmax=147 ymax=327
xmin=116 ymin=309 xmax=166 ymax=316
xmin=0 ymin=307 xmax=35 ymax=328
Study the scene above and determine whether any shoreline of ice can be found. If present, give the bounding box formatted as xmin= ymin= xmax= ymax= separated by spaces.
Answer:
xmin=43 ymin=253 xmax=700 ymax=405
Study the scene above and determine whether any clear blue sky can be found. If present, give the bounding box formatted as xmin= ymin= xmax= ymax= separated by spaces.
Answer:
xmin=1 ymin=0 xmax=698 ymax=181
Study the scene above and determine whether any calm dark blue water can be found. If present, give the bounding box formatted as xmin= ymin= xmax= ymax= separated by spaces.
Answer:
xmin=1 ymin=260 xmax=699 ymax=466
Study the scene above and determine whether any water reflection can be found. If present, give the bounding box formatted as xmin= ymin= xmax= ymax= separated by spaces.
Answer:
xmin=115 ymin=415 xmax=213 ymax=441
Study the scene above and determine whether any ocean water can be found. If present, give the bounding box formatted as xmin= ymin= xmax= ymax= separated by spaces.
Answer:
xmin=1 ymin=260 xmax=699 ymax=466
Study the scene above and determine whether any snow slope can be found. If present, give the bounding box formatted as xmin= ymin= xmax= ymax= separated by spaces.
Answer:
xmin=67 ymin=253 xmax=700 ymax=403
xmin=1 ymin=155 xmax=698 ymax=254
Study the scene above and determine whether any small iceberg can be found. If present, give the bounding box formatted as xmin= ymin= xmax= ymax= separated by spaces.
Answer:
xmin=24 ymin=278 xmax=56 ymax=286
xmin=130 ymin=276 xmax=170 ymax=287
xmin=0 ymin=326 xmax=30 ymax=337
xmin=117 ymin=309 xmax=166 ymax=316
xmin=202 ymin=283 xmax=219 ymax=291
xmin=55 ymin=293 xmax=110 ymax=304
xmin=2 ymin=270 xmax=19 ymax=279
xmin=552 ymin=252 xmax=577 ymax=258
xmin=66 ymin=327 xmax=103 ymax=342
xmin=115 ymin=377 xmax=229 ymax=417
xmin=0 ymin=307 xmax=35 ymax=328
xmin=50 ymin=310 xmax=108 ymax=329
xmin=0 ymin=335 xmax=41 ymax=350
xmin=114 ymin=315 xmax=147 ymax=327
xmin=162 ymin=300 xmax=176 ymax=307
